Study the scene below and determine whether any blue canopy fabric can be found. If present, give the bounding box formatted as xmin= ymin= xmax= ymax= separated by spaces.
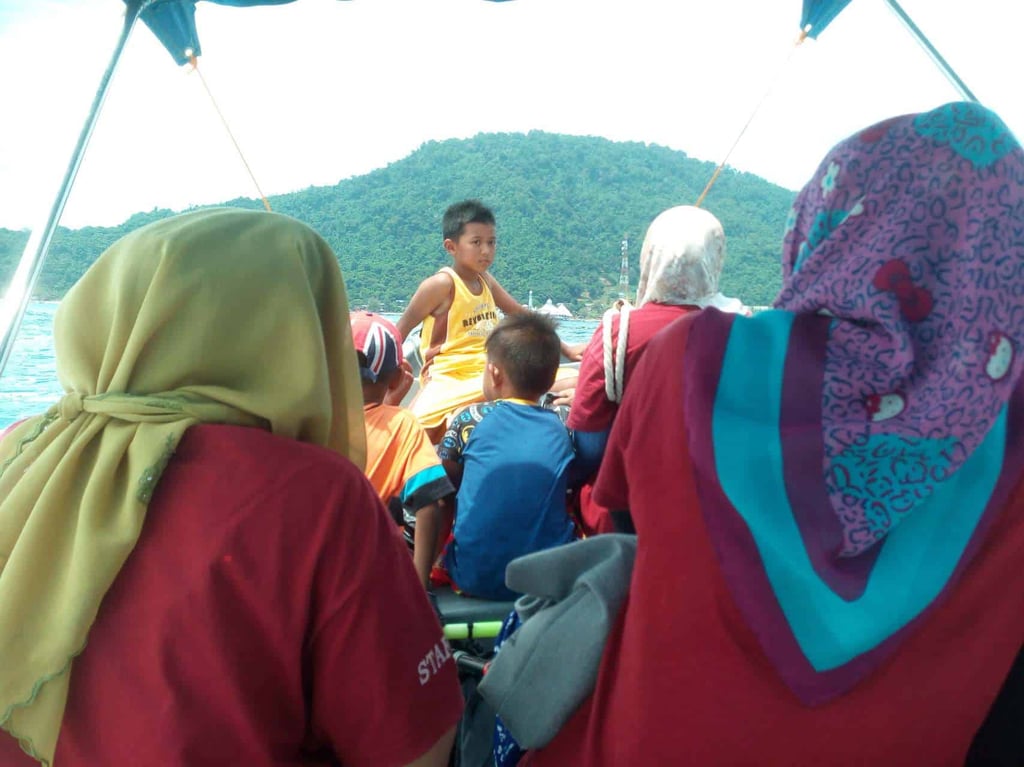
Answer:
xmin=132 ymin=0 xmax=514 ymax=65
xmin=799 ymin=0 xmax=853 ymax=38
xmin=137 ymin=1 xmax=850 ymax=65
xmin=132 ymin=1 xmax=297 ymax=65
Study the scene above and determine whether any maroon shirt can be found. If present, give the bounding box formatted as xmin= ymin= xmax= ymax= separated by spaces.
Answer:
xmin=568 ymin=302 xmax=696 ymax=534
xmin=528 ymin=316 xmax=1024 ymax=767
xmin=0 ymin=424 xmax=461 ymax=766
xmin=568 ymin=302 xmax=696 ymax=433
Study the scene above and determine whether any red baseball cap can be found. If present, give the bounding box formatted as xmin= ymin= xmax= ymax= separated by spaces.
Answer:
xmin=350 ymin=311 xmax=403 ymax=383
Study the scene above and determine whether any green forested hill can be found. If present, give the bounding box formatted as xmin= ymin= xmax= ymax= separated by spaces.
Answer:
xmin=0 ymin=131 xmax=795 ymax=314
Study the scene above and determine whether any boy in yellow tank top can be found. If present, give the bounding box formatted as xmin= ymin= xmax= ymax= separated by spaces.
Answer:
xmin=397 ymin=199 xmax=577 ymax=442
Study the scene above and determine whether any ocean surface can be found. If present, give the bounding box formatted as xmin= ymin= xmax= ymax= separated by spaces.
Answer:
xmin=0 ymin=304 xmax=599 ymax=430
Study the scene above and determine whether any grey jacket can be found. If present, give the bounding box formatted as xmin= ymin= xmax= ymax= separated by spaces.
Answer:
xmin=478 ymin=534 xmax=637 ymax=748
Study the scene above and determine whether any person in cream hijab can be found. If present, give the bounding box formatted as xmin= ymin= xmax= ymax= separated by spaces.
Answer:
xmin=632 ymin=205 xmax=748 ymax=314
xmin=0 ymin=208 xmax=460 ymax=766
xmin=525 ymin=101 xmax=1024 ymax=767
xmin=565 ymin=205 xmax=746 ymax=534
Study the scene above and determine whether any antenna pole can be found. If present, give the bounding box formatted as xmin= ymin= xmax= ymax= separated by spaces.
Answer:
xmin=618 ymin=236 xmax=629 ymax=300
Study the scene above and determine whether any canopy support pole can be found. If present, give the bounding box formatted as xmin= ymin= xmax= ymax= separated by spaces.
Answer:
xmin=882 ymin=0 xmax=977 ymax=102
xmin=0 ymin=1 xmax=150 ymax=380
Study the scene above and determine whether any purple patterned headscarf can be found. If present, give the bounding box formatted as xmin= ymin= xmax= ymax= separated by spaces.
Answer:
xmin=775 ymin=102 xmax=1024 ymax=557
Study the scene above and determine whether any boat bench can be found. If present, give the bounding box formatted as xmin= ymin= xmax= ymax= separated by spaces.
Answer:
xmin=433 ymin=585 xmax=516 ymax=641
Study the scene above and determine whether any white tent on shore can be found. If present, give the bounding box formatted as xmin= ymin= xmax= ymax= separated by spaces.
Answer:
xmin=536 ymin=299 xmax=573 ymax=318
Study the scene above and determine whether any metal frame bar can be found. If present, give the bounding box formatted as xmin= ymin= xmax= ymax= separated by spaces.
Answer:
xmin=0 ymin=0 xmax=978 ymax=382
xmin=883 ymin=0 xmax=977 ymax=102
xmin=0 ymin=1 xmax=151 ymax=380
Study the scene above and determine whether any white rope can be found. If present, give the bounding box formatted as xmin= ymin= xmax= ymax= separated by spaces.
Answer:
xmin=602 ymin=300 xmax=632 ymax=403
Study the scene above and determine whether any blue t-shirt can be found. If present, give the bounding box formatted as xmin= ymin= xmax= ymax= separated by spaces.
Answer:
xmin=438 ymin=400 xmax=576 ymax=600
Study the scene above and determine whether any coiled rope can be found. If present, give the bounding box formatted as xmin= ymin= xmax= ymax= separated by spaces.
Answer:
xmin=602 ymin=299 xmax=631 ymax=403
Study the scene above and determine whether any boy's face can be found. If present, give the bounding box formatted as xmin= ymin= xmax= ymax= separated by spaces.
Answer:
xmin=444 ymin=222 xmax=496 ymax=276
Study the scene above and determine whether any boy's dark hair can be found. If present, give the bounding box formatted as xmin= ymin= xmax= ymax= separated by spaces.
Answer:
xmin=355 ymin=352 xmax=385 ymax=404
xmin=486 ymin=312 xmax=561 ymax=399
xmin=443 ymin=199 xmax=496 ymax=242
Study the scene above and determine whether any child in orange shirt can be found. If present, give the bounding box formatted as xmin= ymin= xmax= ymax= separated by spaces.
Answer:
xmin=352 ymin=311 xmax=453 ymax=588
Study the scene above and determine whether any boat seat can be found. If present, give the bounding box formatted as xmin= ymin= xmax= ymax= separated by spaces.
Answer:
xmin=433 ymin=585 xmax=516 ymax=626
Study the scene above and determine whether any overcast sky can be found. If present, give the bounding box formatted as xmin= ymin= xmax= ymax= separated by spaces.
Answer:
xmin=0 ymin=0 xmax=1020 ymax=231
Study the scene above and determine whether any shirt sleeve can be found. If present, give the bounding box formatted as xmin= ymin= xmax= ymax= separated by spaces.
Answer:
xmin=592 ymin=420 xmax=631 ymax=516
xmin=436 ymin=403 xmax=493 ymax=462
xmin=436 ymin=407 xmax=469 ymax=463
xmin=307 ymin=467 xmax=462 ymax=766
xmin=567 ymin=318 xmax=618 ymax=433
xmin=570 ymin=428 xmax=609 ymax=484
xmin=396 ymin=413 xmax=455 ymax=509
xmin=591 ymin=334 xmax=639 ymax=514
xmin=401 ymin=463 xmax=455 ymax=511
xmin=593 ymin=313 xmax=694 ymax=522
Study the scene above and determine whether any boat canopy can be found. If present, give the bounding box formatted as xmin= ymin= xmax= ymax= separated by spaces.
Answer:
xmin=799 ymin=0 xmax=853 ymax=38
xmin=134 ymin=0 xmax=868 ymax=66
xmin=0 ymin=0 xmax=974 ymax=381
xmin=133 ymin=0 xmax=515 ymax=66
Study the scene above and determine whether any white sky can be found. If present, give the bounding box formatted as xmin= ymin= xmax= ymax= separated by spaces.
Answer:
xmin=0 ymin=0 xmax=1021 ymax=231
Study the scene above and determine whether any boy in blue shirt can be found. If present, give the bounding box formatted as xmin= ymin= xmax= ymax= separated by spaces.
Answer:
xmin=436 ymin=312 xmax=578 ymax=600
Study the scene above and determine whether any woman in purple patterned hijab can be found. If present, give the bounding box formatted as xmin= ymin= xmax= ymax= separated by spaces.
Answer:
xmin=524 ymin=102 xmax=1024 ymax=766
xmin=683 ymin=101 xmax=1024 ymax=704
xmin=776 ymin=102 xmax=1024 ymax=557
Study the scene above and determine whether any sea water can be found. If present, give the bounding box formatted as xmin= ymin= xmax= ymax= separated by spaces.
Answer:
xmin=0 ymin=304 xmax=599 ymax=430
xmin=0 ymin=302 xmax=61 ymax=430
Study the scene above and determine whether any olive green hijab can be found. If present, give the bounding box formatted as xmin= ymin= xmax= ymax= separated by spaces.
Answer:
xmin=0 ymin=208 xmax=365 ymax=764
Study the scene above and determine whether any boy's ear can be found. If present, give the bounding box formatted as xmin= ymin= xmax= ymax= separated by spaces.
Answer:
xmin=443 ymin=237 xmax=457 ymax=256
xmin=487 ymin=361 xmax=504 ymax=388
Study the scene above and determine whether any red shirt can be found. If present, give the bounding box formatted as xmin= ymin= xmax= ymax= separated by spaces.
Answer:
xmin=567 ymin=302 xmax=696 ymax=433
xmin=568 ymin=302 xmax=696 ymax=534
xmin=0 ymin=424 xmax=461 ymax=766
xmin=527 ymin=315 xmax=1024 ymax=766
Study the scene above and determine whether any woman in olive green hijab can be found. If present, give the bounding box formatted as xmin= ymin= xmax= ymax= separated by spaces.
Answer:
xmin=0 ymin=208 xmax=460 ymax=766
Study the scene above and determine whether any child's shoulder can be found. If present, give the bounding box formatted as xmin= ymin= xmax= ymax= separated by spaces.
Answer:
xmin=415 ymin=268 xmax=456 ymax=291
xmin=463 ymin=400 xmax=546 ymax=430
xmin=401 ymin=270 xmax=458 ymax=329
xmin=451 ymin=400 xmax=498 ymax=426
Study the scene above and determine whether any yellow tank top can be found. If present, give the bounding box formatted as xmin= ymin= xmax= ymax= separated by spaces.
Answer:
xmin=420 ymin=267 xmax=499 ymax=379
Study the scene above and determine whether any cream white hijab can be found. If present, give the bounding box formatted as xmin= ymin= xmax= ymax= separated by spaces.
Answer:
xmin=634 ymin=205 xmax=743 ymax=311
xmin=0 ymin=208 xmax=365 ymax=764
